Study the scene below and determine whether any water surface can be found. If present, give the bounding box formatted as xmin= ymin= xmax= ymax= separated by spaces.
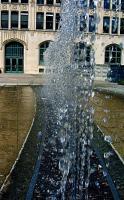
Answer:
xmin=92 ymin=92 xmax=124 ymax=160
xmin=0 ymin=86 xmax=35 ymax=187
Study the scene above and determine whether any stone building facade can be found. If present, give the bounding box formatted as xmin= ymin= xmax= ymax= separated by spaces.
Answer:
xmin=0 ymin=0 xmax=124 ymax=80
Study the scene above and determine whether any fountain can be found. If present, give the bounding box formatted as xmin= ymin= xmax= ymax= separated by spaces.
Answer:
xmin=26 ymin=0 xmax=121 ymax=199
xmin=43 ymin=0 xmax=97 ymax=198
xmin=26 ymin=0 xmax=117 ymax=199
xmin=0 ymin=1 xmax=123 ymax=199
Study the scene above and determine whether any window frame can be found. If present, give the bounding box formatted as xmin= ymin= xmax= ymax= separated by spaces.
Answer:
xmin=121 ymin=0 xmax=124 ymax=11
xmin=37 ymin=0 xmax=44 ymax=5
xmin=104 ymin=0 xmax=110 ymax=10
xmin=112 ymin=0 xmax=119 ymax=11
xmin=46 ymin=12 xmax=54 ymax=30
xmin=20 ymin=11 xmax=28 ymax=29
xmin=89 ymin=15 xmax=95 ymax=32
xmin=120 ymin=18 xmax=124 ymax=34
xmin=36 ymin=12 xmax=44 ymax=30
xmin=11 ymin=0 xmax=19 ymax=3
xmin=105 ymin=44 xmax=121 ymax=65
xmin=89 ymin=0 xmax=96 ymax=9
xmin=39 ymin=41 xmax=51 ymax=65
xmin=1 ymin=10 xmax=9 ymax=29
xmin=55 ymin=13 xmax=60 ymax=30
xmin=103 ymin=16 xmax=110 ymax=33
xmin=11 ymin=11 xmax=19 ymax=29
xmin=56 ymin=0 xmax=61 ymax=4
xmin=1 ymin=0 xmax=9 ymax=3
xmin=21 ymin=0 xmax=28 ymax=4
xmin=46 ymin=0 xmax=53 ymax=5
xmin=111 ymin=17 xmax=119 ymax=34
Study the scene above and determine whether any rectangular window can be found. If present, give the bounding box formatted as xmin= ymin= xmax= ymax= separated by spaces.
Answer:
xmin=37 ymin=0 xmax=44 ymax=4
xmin=55 ymin=13 xmax=60 ymax=30
xmin=21 ymin=0 xmax=28 ymax=3
xmin=1 ymin=0 xmax=9 ymax=3
xmin=11 ymin=0 xmax=18 ymax=3
xmin=89 ymin=0 xmax=96 ymax=9
xmin=21 ymin=12 xmax=28 ymax=29
xmin=112 ymin=0 xmax=119 ymax=10
xmin=36 ymin=13 xmax=44 ymax=29
xmin=11 ymin=11 xmax=18 ymax=29
xmin=89 ymin=15 xmax=95 ymax=32
xmin=1 ymin=11 xmax=8 ymax=29
xmin=103 ymin=17 xmax=110 ymax=33
xmin=120 ymin=18 xmax=124 ymax=34
xmin=46 ymin=0 xmax=53 ymax=5
xmin=121 ymin=0 xmax=124 ymax=11
xmin=104 ymin=0 xmax=110 ymax=10
xmin=80 ymin=14 xmax=87 ymax=31
xmin=46 ymin=13 xmax=53 ymax=30
xmin=56 ymin=0 xmax=61 ymax=3
xmin=39 ymin=68 xmax=44 ymax=73
xmin=112 ymin=17 xmax=118 ymax=34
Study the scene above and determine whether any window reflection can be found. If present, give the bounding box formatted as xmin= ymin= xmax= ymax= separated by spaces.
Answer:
xmin=39 ymin=41 xmax=50 ymax=65
xmin=1 ymin=11 xmax=8 ymax=29
xmin=105 ymin=44 xmax=121 ymax=64
xmin=104 ymin=0 xmax=110 ymax=10
xmin=103 ymin=17 xmax=110 ymax=33
xmin=46 ymin=13 xmax=53 ymax=29
xmin=112 ymin=17 xmax=118 ymax=34
xmin=89 ymin=15 xmax=95 ymax=32
xmin=36 ymin=12 xmax=44 ymax=29
xmin=120 ymin=18 xmax=124 ymax=34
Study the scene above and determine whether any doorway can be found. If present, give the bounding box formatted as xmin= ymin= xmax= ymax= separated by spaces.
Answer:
xmin=5 ymin=41 xmax=24 ymax=73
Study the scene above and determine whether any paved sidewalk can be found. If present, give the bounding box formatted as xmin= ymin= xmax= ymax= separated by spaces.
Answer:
xmin=0 ymin=74 xmax=45 ymax=86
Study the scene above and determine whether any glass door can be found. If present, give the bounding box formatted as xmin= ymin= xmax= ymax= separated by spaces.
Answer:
xmin=5 ymin=58 xmax=23 ymax=73
xmin=18 ymin=58 xmax=23 ymax=72
xmin=5 ymin=42 xmax=24 ymax=73
xmin=11 ymin=58 xmax=17 ymax=72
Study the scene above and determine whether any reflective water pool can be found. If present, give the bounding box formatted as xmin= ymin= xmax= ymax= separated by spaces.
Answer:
xmin=92 ymin=92 xmax=124 ymax=161
xmin=0 ymin=86 xmax=124 ymax=190
xmin=0 ymin=86 xmax=35 ymax=187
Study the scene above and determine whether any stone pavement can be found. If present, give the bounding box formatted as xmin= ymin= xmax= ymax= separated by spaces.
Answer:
xmin=0 ymin=74 xmax=45 ymax=86
xmin=0 ymin=74 xmax=124 ymax=96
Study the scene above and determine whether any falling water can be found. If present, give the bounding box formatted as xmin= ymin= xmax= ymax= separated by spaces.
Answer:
xmin=43 ymin=0 xmax=99 ymax=199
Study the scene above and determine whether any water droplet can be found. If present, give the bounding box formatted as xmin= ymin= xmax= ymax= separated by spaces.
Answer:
xmin=104 ymin=135 xmax=112 ymax=143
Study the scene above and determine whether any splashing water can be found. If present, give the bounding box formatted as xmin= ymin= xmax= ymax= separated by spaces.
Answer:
xmin=44 ymin=0 xmax=100 ymax=199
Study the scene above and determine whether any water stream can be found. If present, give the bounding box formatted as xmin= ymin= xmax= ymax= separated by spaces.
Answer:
xmin=43 ymin=0 xmax=99 ymax=198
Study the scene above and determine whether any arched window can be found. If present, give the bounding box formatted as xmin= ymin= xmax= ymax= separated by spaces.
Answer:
xmin=105 ymin=44 xmax=121 ymax=65
xmin=5 ymin=41 xmax=24 ymax=73
xmin=39 ymin=41 xmax=51 ymax=65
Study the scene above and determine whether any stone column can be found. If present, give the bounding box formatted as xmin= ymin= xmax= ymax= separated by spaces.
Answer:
xmin=118 ymin=16 xmax=120 ymax=35
xmin=121 ymin=48 xmax=124 ymax=65
xmin=9 ymin=10 xmax=11 ymax=29
xmin=44 ymin=12 xmax=46 ymax=30
xmin=110 ymin=0 xmax=112 ymax=10
xmin=110 ymin=16 xmax=112 ymax=34
xmin=97 ymin=7 xmax=103 ymax=33
xmin=53 ymin=0 xmax=56 ymax=5
xmin=53 ymin=12 xmax=56 ymax=31
xmin=0 ymin=9 xmax=1 ymax=29
xmin=18 ymin=11 xmax=21 ymax=30
xmin=29 ymin=1 xmax=36 ymax=30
